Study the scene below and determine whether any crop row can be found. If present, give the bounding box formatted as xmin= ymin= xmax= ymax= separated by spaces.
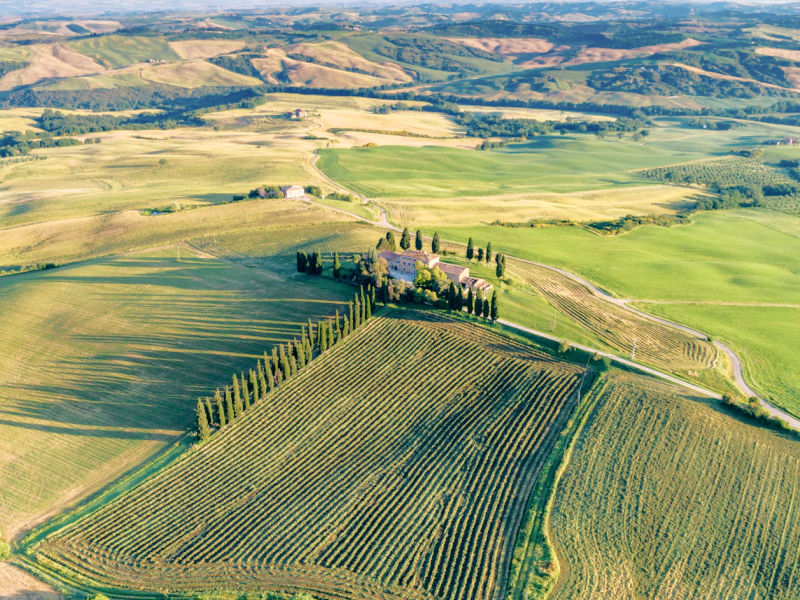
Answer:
xmin=512 ymin=260 xmax=717 ymax=372
xmin=38 ymin=310 xmax=583 ymax=600
xmin=549 ymin=374 xmax=800 ymax=600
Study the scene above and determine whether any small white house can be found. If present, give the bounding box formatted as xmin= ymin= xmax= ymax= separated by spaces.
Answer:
xmin=281 ymin=184 xmax=305 ymax=199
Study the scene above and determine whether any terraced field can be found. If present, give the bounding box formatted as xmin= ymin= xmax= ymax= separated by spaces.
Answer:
xmin=33 ymin=309 xmax=586 ymax=599
xmin=510 ymin=260 xmax=718 ymax=373
xmin=550 ymin=374 xmax=800 ymax=599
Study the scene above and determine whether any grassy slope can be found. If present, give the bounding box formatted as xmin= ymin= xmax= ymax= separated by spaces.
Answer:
xmin=32 ymin=309 xmax=583 ymax=598
xmin=66 ymin=35 xmax=180 ymax=69
xmin=550 ymin=373 xmax=800 ymax=600
xmin=0 ymin=237 xmax=355 ymax=538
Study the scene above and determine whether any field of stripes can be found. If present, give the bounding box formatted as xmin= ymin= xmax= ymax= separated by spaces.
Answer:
xmin=550 ymin=374 xmax=800 ymax=600
xmin=34 ymin=309 xmax=585 ymax=599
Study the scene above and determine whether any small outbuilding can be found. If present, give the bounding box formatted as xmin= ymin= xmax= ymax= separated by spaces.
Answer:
xmin=281 ymin=184 xmax=305 ymax=199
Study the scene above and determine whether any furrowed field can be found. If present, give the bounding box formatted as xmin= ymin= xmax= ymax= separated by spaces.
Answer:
xmin=32 ymin=309 xmax=587 ymax=599
xmin=550 ymin=374 xmax=800 ymax=600
xmin=0 ymin=241 xmax=354 ymax=537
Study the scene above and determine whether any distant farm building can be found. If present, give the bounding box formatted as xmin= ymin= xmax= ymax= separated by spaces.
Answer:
xmin=289 ymin=108 xmax=308 ymax=120
xmin=379 ymin=249 xmax=492 ymax=291
xmin=281 ymin=184 xmax=305 ymax=199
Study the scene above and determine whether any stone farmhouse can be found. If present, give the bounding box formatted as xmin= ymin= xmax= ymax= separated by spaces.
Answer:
xmin=379 ymin=249 xmax=492 ymax=292
xmin=281 ymin=184 xmax=305 ymax=199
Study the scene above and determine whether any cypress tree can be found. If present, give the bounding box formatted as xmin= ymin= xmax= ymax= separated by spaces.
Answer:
xmin=386 ymin=231 xmax=397 ymax=251
xmin=296 ymin=250 xmax=307 ymax=273
xmin=240 ymin=372 xmax=249 ymax=408
xmin=370 ymin=285 xmax=376 ymax=307
xmin=490 ymin=291 xmax=499 ymax=321
xmin=258 ymin=367 xmax=268 ymax=398
xmin=342 ymin=316 xmax=350 ymax=337
xmin=467 ymin=287 xmax=474 ymax=315
xmin=496 ymin=257 xmax=505 ymax=278
xmin=432 ymin=232 xmax=440 ymax=254
xmin=289 ymin=354 xmax=297 ymax=376
xmin=415 ymin=229 xmax=423 ymax=251
xmin=333 ymin=251 xmax=341 ymax=279
xmin=448 ymin=282 xmax=457 ymax=310
xmin=400 ymin=227 xmax=411 ymax=250
xmin=327 ymin=322 xmax=335 ymax=348
xmin=225 ymin=386 xmax=235 ymax=423
xmin=304 ymin=338 xmax=312 ymax=363
xmin=307 ymin=318 xmax=314 ymax=348
xmin=348 ymin=301 xmax=354 ymax=330
xmin=265 ymin=360 xmax=275 ymax=391
xmin=275 ymin=363 xmax=283 ymax=385
xmin=232 ymin=375 xmax=242 ymax=414
xmin=364 ymin=293 xmax=372 ymax=319
xmin=320 ymin=323 xmax=329 ymax=351
xmin=196 ymin=398 xmax=210 ymax=442
xmin=485 ymin=242 xmax=492 ymax=263
xmin=317 ymin=251 xmax=324 ymax=274
xmin=457 ymin=284 xmax=464 ymax=311
xmin=477 ymin=247 xmax=484 ymax=262
xmin=249 ymin=369 xmax=258 ymax=403
xmin=271 ymin=347 xmax=279 ymax=376
xmin=215 ymin=389 xmax=226 ymax=428
xmin=466 ymin=237 xmax=474 ymax=260
xmin=295 ymin=340 xmax=306 ymax=368
xmin=334 ymin=310 xmax=342 ymax=340
xmin=354 ymin=300 xmax=361 ymax=327
xmin=280 ymin=353 xmax=291 ymax=381
xmin=205 ymin=396 xmax=215 ymax=427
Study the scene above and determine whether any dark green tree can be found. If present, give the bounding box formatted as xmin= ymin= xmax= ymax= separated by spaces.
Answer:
xmin=249 ymin=369 xmax=258 ymax=403
xmin=327 ymin=322 xmax=335 ymax=348
xmin=400 ymin=227 xmax=411 ymax=250
xmin=482 ymin=293 xmax=490 ymax=318
xmin=320 ymin=322 xmax=329 ymax=352
xmin=296 ymin=250 xmax=307 ymax=273
xmin=466 ymin=237 xmax=474 ymax=260
xmin=264 ymin=360 xmax=275 ymax=391
xmin=448 ymin=282 xmax=457 ymax=310
xmin=196 ymin=398 xmax=210 ymax=442
xmin=496 ymin=254 xmax=505 ymax=278
xmin=307 ymin=319 xmax=314 ymax=348
xmin=215 ymin=389 xmax=226 ymax=428
xmin=456 ymin=284 xmax=464 ymax=311
xmin=415 ymin=229 xmax=423 ymax=251
xmin=467 ymin=287 xmax=474 ymax=315
xmin=258 ymin=365 xmax=268 ymax=398
xmin=205 ymin=396 xmax=215 ymax=427
xmin=432 ymin=232 xmax=440 ymax=254
xmin=490 ymin=291 xmax=499 ymax=321
xmin=225 ymin=386 xmax=235 ymax=423
xmin=348 ymin=301 xmax=355 ymax=330
xmin=386 ymin=231 xmax=397 ymax=251
xmin=477 ymin=247 xmax=484 ymax=261
xmin=485 ymin=242 xmax=492 ymax=263
xmin=333 ymin=252 xmax=341 ymax=279
xmin=232 ymin=375 xmax=242 ymax=417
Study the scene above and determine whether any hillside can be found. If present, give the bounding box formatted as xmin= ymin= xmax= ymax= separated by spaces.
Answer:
xmin=30 ymin=309 xmax=586 ymax=598
xmin=550 ymin=373 xmax=800 ymax=599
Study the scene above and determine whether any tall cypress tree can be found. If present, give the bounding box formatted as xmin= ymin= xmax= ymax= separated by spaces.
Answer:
xmin=225 ymin=386 xmax=235 ymax=423
xmin=196 ymin=398 xmax=210 ymax=442
xmin=204 ymin=396 xmax=215 ymax=427
xmin=280 ymin=353 xmax=291 ymax=380
xmin=415 ymin=229 xmax=423 ymax=251
xmin=249 ymin=369 xmax=258 ymax=403
xmin=320 ymin=322 xmax=329 ymax=351
xmin=400 ymin=227 xmax=411 ymax=250
xmin=386 ymin=231 xmax=397 ymax=251
xmin=370 ymin=285 xmax=376 ymax=307
xmin=271 ymin=347 xmax=279 ymax=377
xmin=485 ymin=242 xmax=492 ymax=263
xmin=432 ymin=232 xmax=440 ymax=254
xmin=467 ymin=287 xmax=474 ymax=315
xmin=327 ymin=322 xmax=335 ymax=348
xmin=490 ymin=291 xmax=499 ymax=321
xmin=296 ymin=250 xmax=307 ymax=273
xmin=448 ymin=282 xmax=456 ymax=310
xmin=348 ymin=301 xmax=355 ymax=330
xmin=342 ymin=316 xmax=350 ymax=337
xmin=258 ymin=367 xmax=268 ymax=398
xmin=354 ymin=300 xmax=361 ymax=328
xmin=457 ymin=284 xmax=464 ymax=311
xmin=466 ymin=237 xmax=474 ymax=260
xmin=333 ymin=251 xmax=341 ymax=279
xmin=215 ymin=389 xmax=226 ymax=428
xmin=307 ymin=318 xmax=314 ymax=348
xmin=289 ymin=354 xmax=297 ymax=376
xmin=295 ymin=339 xmax=306 ymax=368
xmin=232 ymin=375 xmax=242 ymax=415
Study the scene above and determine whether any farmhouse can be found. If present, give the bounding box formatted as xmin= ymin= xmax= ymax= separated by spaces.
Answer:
xmin=281 ymin=184 xmax=305 ymax=199
xmin=379 ymin=249 xmax=492 ymax=291
xmin=289 ymin=108 xmax=308 ymax=120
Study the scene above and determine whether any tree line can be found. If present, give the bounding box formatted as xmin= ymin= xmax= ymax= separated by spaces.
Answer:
xmin=196 ymin=285 xmax=378 ymax=442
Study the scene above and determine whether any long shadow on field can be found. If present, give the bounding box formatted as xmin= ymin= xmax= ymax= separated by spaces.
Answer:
xmin=0 ymin=417 xmax=177 ymax=441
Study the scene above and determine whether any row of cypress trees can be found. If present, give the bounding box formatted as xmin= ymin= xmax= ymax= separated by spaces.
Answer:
xmin=446 ymin=282 xmax=498 ymax=320
xmin=196 ymin=285 xmax=377 ymax=442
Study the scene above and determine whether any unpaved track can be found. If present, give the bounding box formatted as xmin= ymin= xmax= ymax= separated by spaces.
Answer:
xmin=301 ymin=195 xmax=799 ymax=430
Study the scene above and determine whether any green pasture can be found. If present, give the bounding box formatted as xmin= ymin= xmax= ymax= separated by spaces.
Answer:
xmin=0 ymin=244 xmax=355 ymax=537
xmin=438 ymin=210 xmax=800 ymax=304
xmin=67 ymin=35 xmax=180 ymax=69
xmin=641 ymin=303 xmax=800 ymax=415
xmin=316 ymin=137 xmax=700 ymax=198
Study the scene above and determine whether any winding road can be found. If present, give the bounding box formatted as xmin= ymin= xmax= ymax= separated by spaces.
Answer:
xmin=298 ymin=189 xmax=800 ymax=432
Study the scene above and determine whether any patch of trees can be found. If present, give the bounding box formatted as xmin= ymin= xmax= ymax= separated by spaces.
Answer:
xmin=296 ymin=250 xmax=324 ymax=275
xmin=0 ymin=60 xmax=25 ymax=78
xmin=587 ymin=214 xmax=690 ymax=234
xmin=721 ymin=395 xmax=799 ymax=438
xmin=373 ymin=33 xmax=502 ymax=76
xmin=196 ymin=286 xmax=377 ymax=442
xmin=456 ymin=111 xmax=648 ymax=139
xmin=208 ymin=54 xmax=265 ymax=80
xmin=0 ymin=130 xmax=81 ymax=157
xmin=686 ymin=119 xmax=739 ymax=130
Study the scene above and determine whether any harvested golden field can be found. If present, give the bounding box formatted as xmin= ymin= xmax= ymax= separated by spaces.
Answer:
xmin=0 ymin=43 xmax=104 ymax=91
xmin=138 ymin=59 xmax=263 ymax=88
xmin=288 ymin=41 xmax=413 ymax=83
xmin=168 ymin=39 xmax=247 ymax=60
xmin=0 ymin=239 xmax=356 ymax=537
xmin=34 ymin=309 xmax=586 ymax=599
xmin=446 ymin=37 xmax=555 ymax=58
xmin=550 ymin=374 xmax=800 ymax=600
xmin=253 ymin=48 xmax=389 ymax=88
xmin=0 ymin=563 xmax=60 ymax=600
xmin=562 ymin=38 xmax=703 ymax=66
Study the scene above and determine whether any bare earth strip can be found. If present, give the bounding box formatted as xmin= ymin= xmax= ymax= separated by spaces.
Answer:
xmin=0 ymin=563 xmax=60 ymax=600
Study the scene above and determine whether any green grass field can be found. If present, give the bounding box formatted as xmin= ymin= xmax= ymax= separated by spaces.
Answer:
xmin=67 ymin=35 xmax=180 ymax=69
xmin=550 ymin=373 xmax=800 ymax=600
xmin=316 ymin=137 xmax=699 ymax=199
xmin=31 ymin=309 xmax=585 ymax=599
xmin=0 ymin=243 xmax=355 ymax=538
